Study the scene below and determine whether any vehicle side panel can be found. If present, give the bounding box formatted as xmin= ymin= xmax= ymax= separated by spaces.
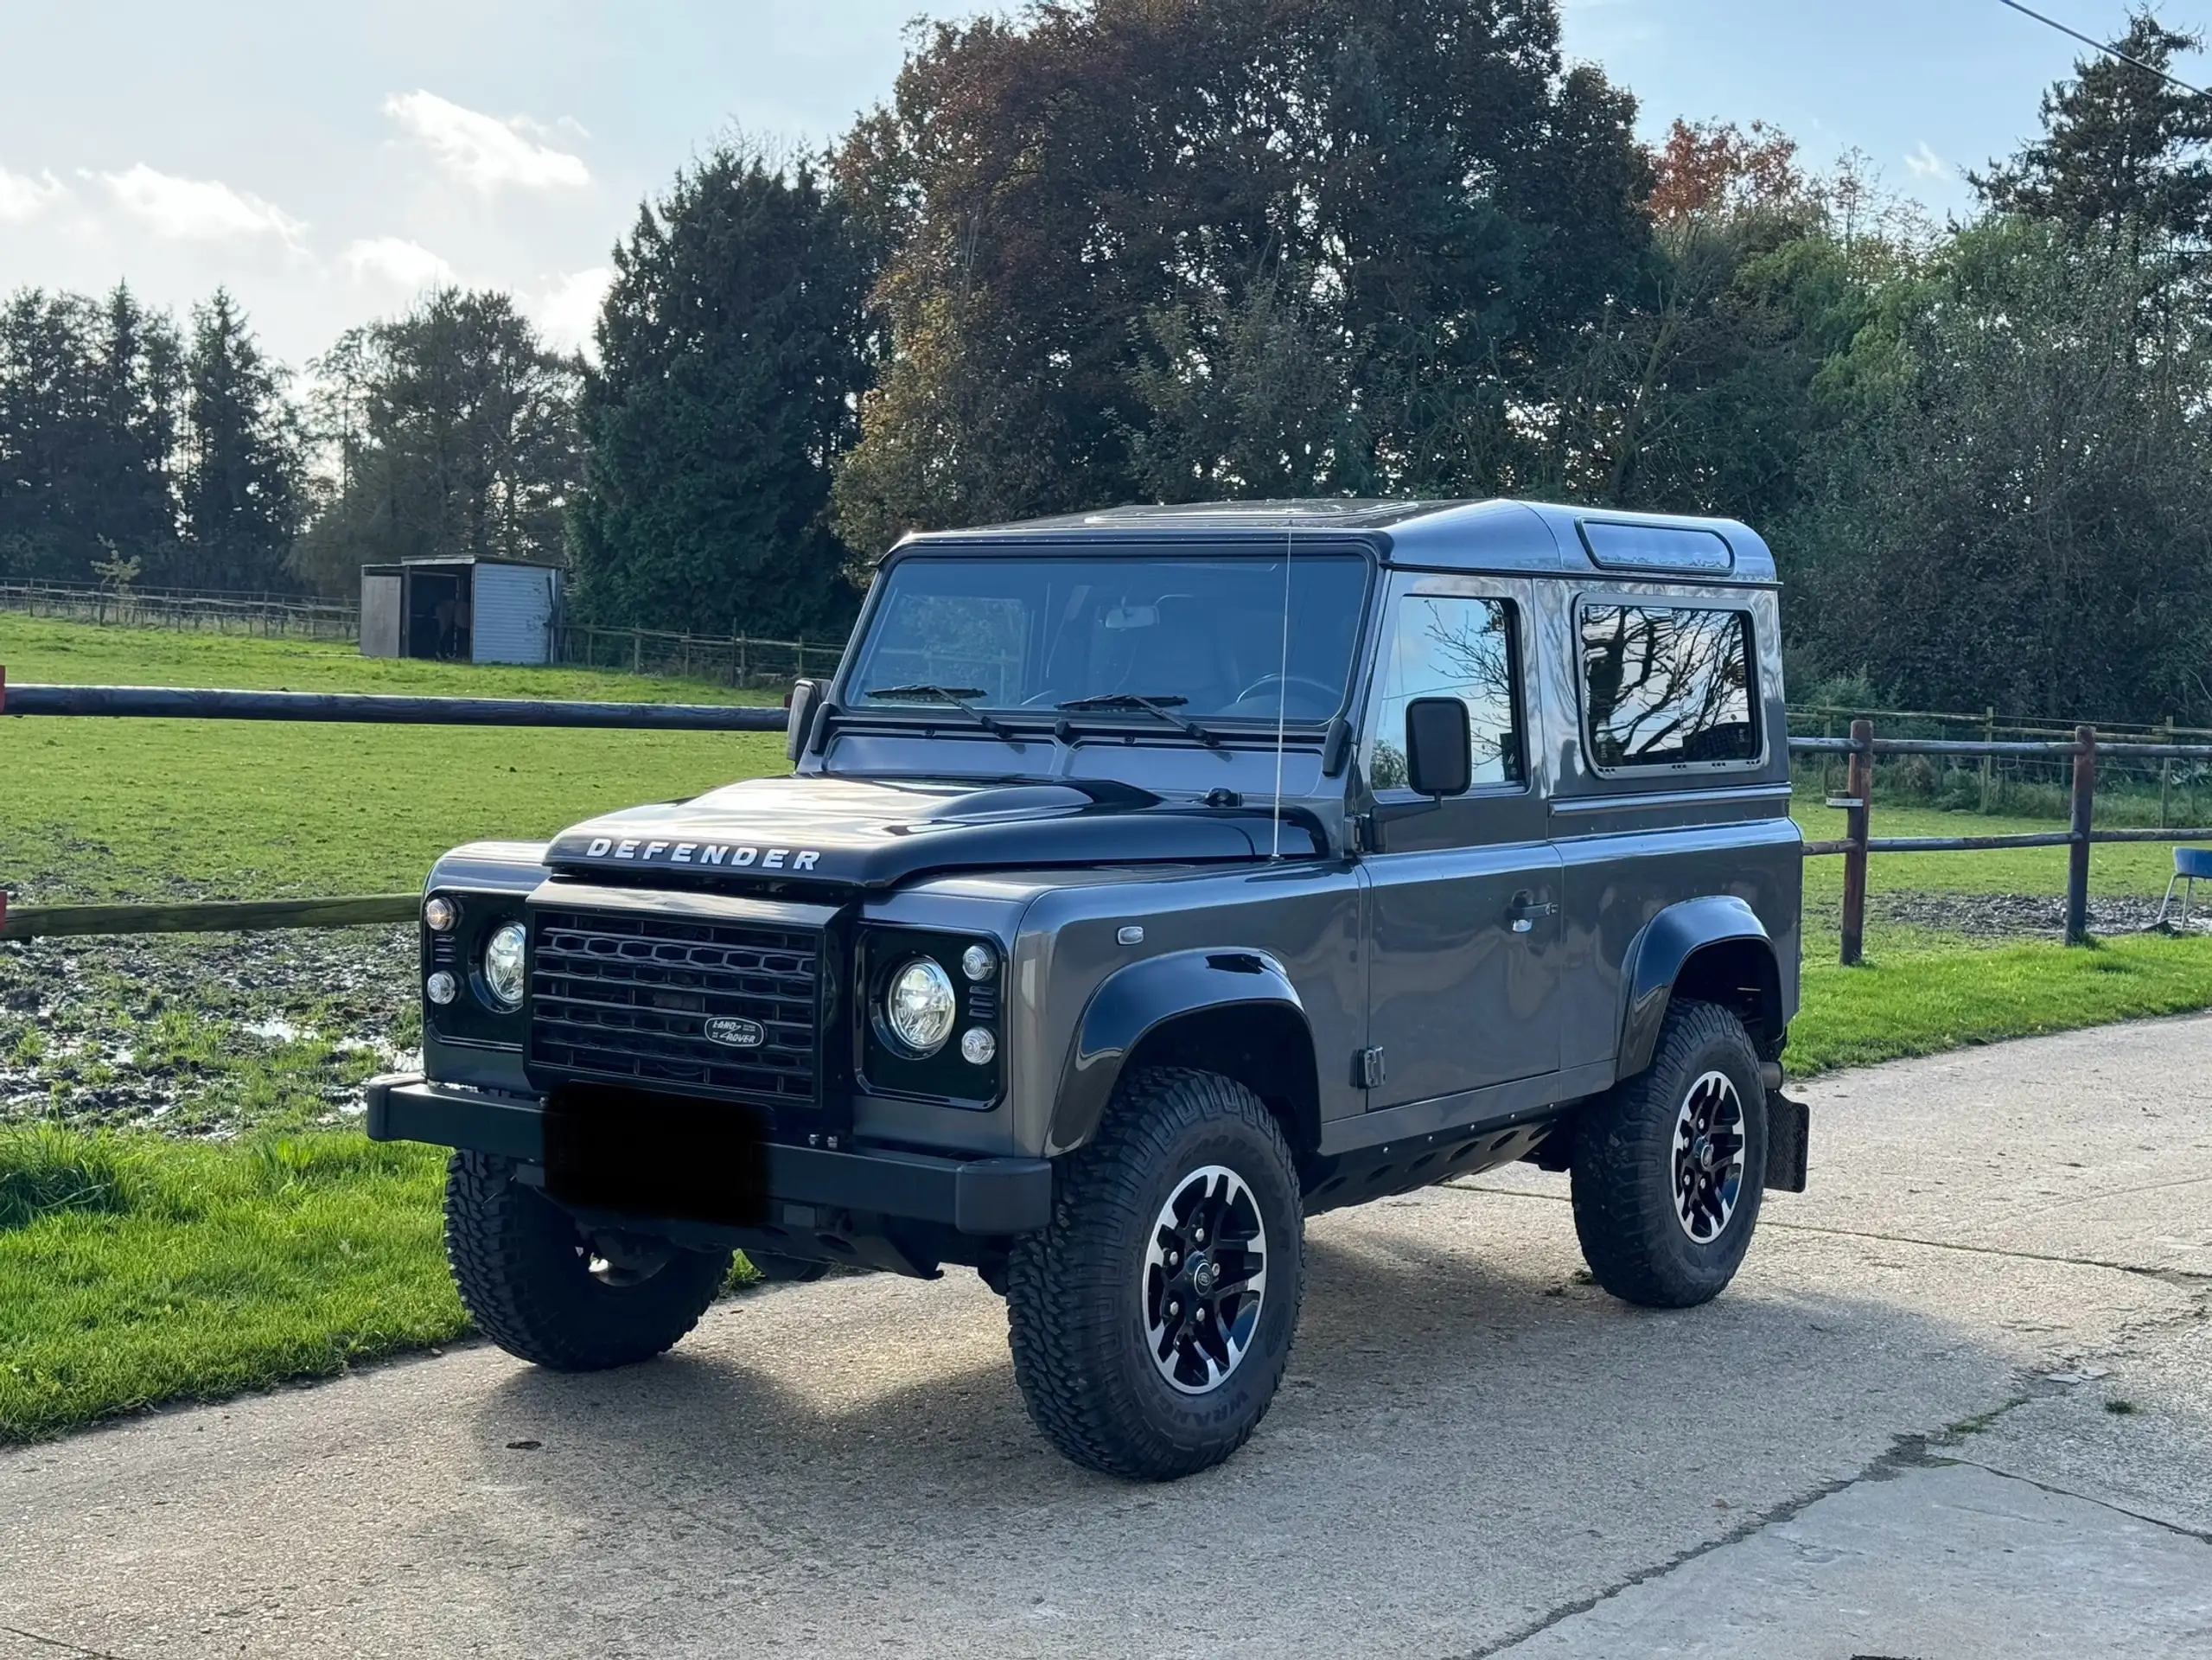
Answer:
xmin=1010 ymin=863 xmax=1367 ymax=1158
xmin=1534 ymin=581 xmax=1801 ymax=1076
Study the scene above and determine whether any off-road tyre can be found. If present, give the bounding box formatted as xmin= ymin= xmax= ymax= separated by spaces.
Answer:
xmin=444 ymin=1152 xmax=732 ymax=1370
xmin=1571 ymin=999 xmax=1768 ymax=1309
xmin=1006 ymin=1067 xmax=1304 ymax=1481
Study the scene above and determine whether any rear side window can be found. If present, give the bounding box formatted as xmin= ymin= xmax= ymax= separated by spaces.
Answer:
xmin=1580 ymin=604 xmax=1759 ymax=769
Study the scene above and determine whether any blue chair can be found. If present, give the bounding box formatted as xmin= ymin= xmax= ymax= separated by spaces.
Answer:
xmin=2158 ymin=847 xmax=2212 ymax=928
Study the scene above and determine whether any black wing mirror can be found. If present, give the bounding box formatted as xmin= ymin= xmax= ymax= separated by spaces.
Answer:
xmin=1403 ymin=697 xmax=1473 ymax=798
xmin=785 ymin=678 xmax=824 ymax=763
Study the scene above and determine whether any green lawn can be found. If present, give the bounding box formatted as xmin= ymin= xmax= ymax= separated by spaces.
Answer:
xmin=1 ymin=615 xmax=787 ymax=902
xmin=3 ymin=614 xmax=2211 ymax=1442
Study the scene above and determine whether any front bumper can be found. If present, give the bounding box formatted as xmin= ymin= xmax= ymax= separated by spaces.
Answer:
xmin=364 ymin=1074 xmax=1052 ymax=1235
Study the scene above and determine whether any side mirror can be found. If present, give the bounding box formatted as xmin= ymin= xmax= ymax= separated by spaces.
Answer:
xmin=785 ymin=678 xmax=824 ymax=763
xmin=1403 ymin=697 xmax=1473 ymax=798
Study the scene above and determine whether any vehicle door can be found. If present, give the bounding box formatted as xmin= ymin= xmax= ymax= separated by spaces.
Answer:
xmin=1358 ymin=575 xmax=1563 ymax=1108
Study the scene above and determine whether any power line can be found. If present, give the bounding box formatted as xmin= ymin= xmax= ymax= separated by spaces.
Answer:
xmin=1997 ymin=0 xmax=2212 ymax=98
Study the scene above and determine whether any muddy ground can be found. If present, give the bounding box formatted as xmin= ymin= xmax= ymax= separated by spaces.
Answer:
xmin=0 ymin=924 xmax=418 ymax=1138
xmin=2 ymin=894 xmax=2203 ymax=1138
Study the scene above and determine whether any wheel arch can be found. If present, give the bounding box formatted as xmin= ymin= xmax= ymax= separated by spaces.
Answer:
xmin=1616 ymin=897 xmax=1783 ymax=1079
xmin=1049 ymin=949 xmax=1320 ymax=1160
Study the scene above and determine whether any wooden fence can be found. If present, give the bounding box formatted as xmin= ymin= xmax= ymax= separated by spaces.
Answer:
xmin=0 ymin=580 xmax=359 ymax=640
xmin=548 ymin=624 xmax=848 ymax=687
xmin=4 ymin=684 xmax=2211 ymax=960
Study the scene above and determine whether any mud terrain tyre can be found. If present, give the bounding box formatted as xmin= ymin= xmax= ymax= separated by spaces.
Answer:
xmin=1571 ymin=999 xmax=1768 ymax=1309
xmin=444 ymin=1152 xmax=732 ymax=1370
xmin=1007 ymin=1067 xmax=1304 ymax=1481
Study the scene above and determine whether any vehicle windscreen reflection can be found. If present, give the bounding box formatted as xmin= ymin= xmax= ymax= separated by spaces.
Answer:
xmin=848 ymin=553 xmax=1369 ymax=725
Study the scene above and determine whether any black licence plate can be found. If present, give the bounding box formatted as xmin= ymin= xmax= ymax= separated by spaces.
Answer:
xmin=542 ymin=1083 xmax=769 ymax=1228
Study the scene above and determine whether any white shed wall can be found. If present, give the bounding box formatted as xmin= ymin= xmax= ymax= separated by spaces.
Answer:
xmin=469 ymin=564 xmax=558 ymax=665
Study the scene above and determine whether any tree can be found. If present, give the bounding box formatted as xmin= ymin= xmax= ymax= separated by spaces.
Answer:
xmin=295 ymin=289 xmax=579 ymax=592
xmin=566 ymin=147 xmax=874 ymax=637
xmin=1539 ymin=125 xmax=1896 ymax=525
xmin=177 ymin=290 xmax=302 ymax=591
xmin=830 ymin=0 xmax=1651 ymax=559
xmin=0 ymin=285 xmax=182 ymax=582
xmin=1788 ymin=217 xmax=2212 ymax=724
xmin=1975 ymin=9 xmax=2212 ymax=246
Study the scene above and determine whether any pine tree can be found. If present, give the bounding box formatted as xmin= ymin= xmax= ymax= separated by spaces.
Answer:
xmin=0 ymin=285 xmax=184 ymax=581
xmin=1975 ymin=9 xmax=2212 ymax=244
xmin=566 ymin=146 xmax=874 ymax=639
xmin=179 ymin=290 xmax=303 ymax=591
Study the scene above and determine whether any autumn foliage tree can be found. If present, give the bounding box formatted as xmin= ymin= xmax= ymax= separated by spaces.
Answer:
xmin=829 ymin=0 xmax=1651 ymax=560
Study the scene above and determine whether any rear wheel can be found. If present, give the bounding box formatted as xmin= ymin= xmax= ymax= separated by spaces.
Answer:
xmin=444 ymin=1152 xmax=732 ymax=1370
xmin=1006 ymin=1067 xmax=1304 ymax=1480
xmin=1571 ymin=1000 xmax=1767 ymax=1309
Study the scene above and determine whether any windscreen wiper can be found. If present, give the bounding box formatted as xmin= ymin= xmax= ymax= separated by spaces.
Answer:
xmin=864 ymin=684 xmax=1023 ymax=743
xmin=1056 ymin=693 xmax=1225 ymax=750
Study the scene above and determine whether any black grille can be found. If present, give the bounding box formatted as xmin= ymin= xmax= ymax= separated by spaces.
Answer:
xmin=528 ymin=907 xmax=820 ymax=1107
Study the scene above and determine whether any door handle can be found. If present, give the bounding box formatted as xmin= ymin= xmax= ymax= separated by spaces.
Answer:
xmin=1508 ymin=895 xmax=1559 ymax=935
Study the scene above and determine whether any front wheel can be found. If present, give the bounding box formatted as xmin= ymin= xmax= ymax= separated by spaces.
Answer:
xmin=1571 ymin=999 xmax=1768 ymax=1309
xmin=444 ymin=1152 xmax=732 ymax=1370
xmin=1006 ymin=1067 xmax=1304 ymax=1480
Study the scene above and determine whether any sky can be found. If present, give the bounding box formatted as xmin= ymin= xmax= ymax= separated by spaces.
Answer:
xmin=3 ymin=1 xmax=2206 ymax=370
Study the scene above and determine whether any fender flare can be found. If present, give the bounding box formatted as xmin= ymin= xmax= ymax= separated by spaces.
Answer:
xmin=1616 ymin=896 xmax=1781 ymax=1078
xmin=1048 ymin=948 xmax=1312 ymax=1157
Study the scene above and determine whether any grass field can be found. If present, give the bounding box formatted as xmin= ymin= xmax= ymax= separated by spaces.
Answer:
xmin=1 ymin=616 xmax=786 ymax=903
xmin=3 ymin=614 xmax=2211 ymax=1442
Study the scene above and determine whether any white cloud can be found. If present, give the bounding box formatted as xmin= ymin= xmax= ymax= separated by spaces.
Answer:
xmin=530 ymin=266 xmax=611 ymax=352
xmin=0 ymin=165 xmax=67 ymax=223
xmin=383 ymin=90 xmax=590 ymax=194
xmin=1905 ymin=141 xmax=1952 ymax=182
xmin=342 ymin=235 xmax=455 ymax=290
xmin=99 ymin=163 xmax=307 ymax=247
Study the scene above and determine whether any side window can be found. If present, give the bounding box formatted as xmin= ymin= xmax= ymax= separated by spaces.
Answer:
xmin=1580 ymin=604 xmax=1759 ymax=769
xmin=1366 ymin=595 xmax=1524 ymax=791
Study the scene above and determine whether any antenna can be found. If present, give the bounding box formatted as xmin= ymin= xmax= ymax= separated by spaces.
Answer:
xmin=1271 ymin=514 xmax=1292 ymax=859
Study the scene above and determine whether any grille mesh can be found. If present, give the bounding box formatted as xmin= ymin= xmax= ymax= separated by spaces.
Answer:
xmin=527 ymin=907 xmax=820 ymax=1106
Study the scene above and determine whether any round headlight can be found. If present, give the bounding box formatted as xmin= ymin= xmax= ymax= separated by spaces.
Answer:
xmin=481 ymin=923 xmax=527 ymax=1010
xmin=884 ymin=957 xmax=958 ymax=1056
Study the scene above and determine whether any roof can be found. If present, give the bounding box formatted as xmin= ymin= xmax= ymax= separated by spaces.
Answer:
xmin=897 ymin=497 xmax=1777 ymax=584
xmin=360 ymin=556 xmax=563 ymax=572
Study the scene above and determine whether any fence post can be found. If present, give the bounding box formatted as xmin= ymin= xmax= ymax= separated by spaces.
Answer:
xmin=2161 ymin=717 xmax=2174 ymax=829
xmin=632 ymin=629 xmax=643 ymax=674
xmin=2066 ymin=724 xmax=2096 ymax=947
xmin=1980 ymin=706 xmax=1995 ymax=814
xmin=1840 ymin=717 xmax=1873 ymax=967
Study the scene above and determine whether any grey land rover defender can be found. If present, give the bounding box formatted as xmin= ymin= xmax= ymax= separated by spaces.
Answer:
xmin=367 ymin=498 xmax=1807 ymax=1480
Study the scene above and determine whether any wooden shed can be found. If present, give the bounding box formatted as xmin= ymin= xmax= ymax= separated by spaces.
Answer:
xmin=360 ymin=558 xmax=562 ymax=666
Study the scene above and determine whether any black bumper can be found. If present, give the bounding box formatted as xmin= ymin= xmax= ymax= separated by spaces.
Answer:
xmin=364 ymin=1074 xmax=1052 ymax=1235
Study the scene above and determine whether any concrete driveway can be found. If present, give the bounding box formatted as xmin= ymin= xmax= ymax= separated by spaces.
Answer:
xmin=4 ymin=1016 xmax=2209 ymax=1658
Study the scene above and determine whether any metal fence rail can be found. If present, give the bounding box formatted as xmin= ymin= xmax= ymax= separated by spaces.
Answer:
xmin=0 ymin=678 xmax=787 ymax=731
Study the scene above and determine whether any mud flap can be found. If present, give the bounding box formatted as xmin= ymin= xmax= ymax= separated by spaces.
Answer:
xmin=1764 ymin=1090 xmax=1809 ymax=1193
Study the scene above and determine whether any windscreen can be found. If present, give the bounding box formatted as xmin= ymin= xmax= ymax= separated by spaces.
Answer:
xmin=846 ymin=552 xmax=1370 ymax=723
